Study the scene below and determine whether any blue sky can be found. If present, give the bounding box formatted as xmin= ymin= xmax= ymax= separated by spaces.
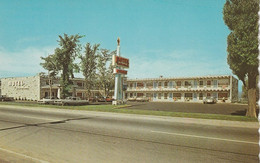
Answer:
xmin=0 ymin=0 xmax=241 ymax=89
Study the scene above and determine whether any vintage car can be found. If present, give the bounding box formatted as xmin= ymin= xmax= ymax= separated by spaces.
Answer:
xmin=136 ymin=97 xmax=149 ymax=102
xmin=37 ymin=97 xmax=58 ymax=104
xmin=127 ymin=97 xmax=136 ymax=101
xmin=54 ymin=97 xmax=89 ymax=106
xmin=203 ymin=97 xmax=217 ymax=104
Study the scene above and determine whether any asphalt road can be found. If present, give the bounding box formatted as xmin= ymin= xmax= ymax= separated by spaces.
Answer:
xmin=127 ymin=102 xmax=259 ymax=116
xmin=0 ymin=105 xmax=258 ymax=163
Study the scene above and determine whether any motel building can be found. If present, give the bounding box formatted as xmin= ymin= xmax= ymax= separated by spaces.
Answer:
xmin=0 ymin=74 xmax=238 ymax=103
xmin=126 ymin=75 xmax=238 ymax=103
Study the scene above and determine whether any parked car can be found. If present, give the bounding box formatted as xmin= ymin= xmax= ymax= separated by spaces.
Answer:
xmin=97 ymin=96 xmax=106 ymax=102
xmin=54 ymin=97 xmax=89 ymax=106
xmin=127 ymin=97 xmax=136 ymax=101
xmin=37 ymin=97 xmax=58 ymax=104
xmin=97 ymin=96 xmax=114 ymax=102
xmin=136 ymin=97 xmax=149 ymax=102
xmin=203 ymin=97 xmax=217 ymax=104
xmin=0 ymin=95 xmax=14 ymax=101
xmin=105 ymin=97 xmax=114 ymax=102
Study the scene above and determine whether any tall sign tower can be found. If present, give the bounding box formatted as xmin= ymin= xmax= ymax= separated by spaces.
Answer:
xmin=112 ymin=38 xmax=129 ymax=105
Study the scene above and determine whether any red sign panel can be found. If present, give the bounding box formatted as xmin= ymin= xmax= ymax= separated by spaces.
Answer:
xmin=113 ymin=55 xmax=129 ymax=68
xmin=113 ymin=68 xmax=128 ymax=75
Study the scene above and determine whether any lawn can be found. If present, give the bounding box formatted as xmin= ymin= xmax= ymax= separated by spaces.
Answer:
xmin=0 ymin=102 xmax=258 ymax=122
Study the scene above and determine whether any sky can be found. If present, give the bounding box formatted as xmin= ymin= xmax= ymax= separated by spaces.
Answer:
xmin=0 ymin=0 xmax=242 ymax=90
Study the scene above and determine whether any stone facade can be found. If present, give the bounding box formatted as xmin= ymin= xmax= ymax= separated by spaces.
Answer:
xmin=1 ymin=75 xmax=41 ymax=101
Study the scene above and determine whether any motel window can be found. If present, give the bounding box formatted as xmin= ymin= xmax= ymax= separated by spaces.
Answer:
xmin=185 ymin=93 xmax=192 ymax=101
xmin=164 ymin=93 xmax=168 ymax=99
xmin=146 ymin=93 xmax=152 ymax=97
xmin=207 ymin=80 xmax=211 ymax=86
xmin=199 ymin=93 xmax=203 ymax=100
xmin=199 ymin=81 xmax=204 ymax=86
xmin=184 ymin=81 xmax=192 ymax=87
xmin=169 ymin=81 xmax=173 ymax=88
xmin=173 ymin=93 xmax=181 ymax=100
xmin=130 ymin=83 xmax=133 ymax=88
xmin=218 ymin=93 xmax=228 ymax=99
xmin=137 ymin=93 xmax=144 ymax=97
xmin=176 ymin=81 xmax=181 ymax=87
xmin=218 ymin=79 xmax=229 ymax=86
xmin=130 ymin=93 xmax=133 ymax=97
xmin=77 ymin=92 xmax=82 ymax=97
xmin=158 ymin=93 xmax=162 ymax=99
xmin=146 ymin=82 xmax=153 ymax=88
xmin=153 ymin=82 xmax=157 ymax=88
xmin=207 ymin=93 xmax=211 ymax=97
xmin=158 ymin=82 xmax=162 ymax=87
xmin=164 ymin=82 xmax=168 ymax=88
xmin=137 ymin=82 xmax=144 ymax=87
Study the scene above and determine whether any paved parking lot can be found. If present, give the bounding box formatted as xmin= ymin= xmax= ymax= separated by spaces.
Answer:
xmin=127 ymin=102 xmax=259 ymax=116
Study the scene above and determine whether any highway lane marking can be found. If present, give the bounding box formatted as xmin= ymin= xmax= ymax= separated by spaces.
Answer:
xmin=0 ymin=147 xmax=50 ymax=163
xmin=151 ymin=130 xmax=259 ymax=145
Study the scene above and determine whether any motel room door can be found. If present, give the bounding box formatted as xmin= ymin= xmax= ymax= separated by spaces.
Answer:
xmin=193 ymin=93 xmax=197 ymax=101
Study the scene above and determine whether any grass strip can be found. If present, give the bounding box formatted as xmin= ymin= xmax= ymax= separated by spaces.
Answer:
xmin=0 ymin=102 xmax=258 ymax=122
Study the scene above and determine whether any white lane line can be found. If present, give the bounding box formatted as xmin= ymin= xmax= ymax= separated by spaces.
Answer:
xmin=151 ymin=130 xmax=259 ymax=145
xmin=0 ymin=147 xmax=50 ymax=163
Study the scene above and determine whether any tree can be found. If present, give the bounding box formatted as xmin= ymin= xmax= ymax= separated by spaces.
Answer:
xmin=40 ymin=54 xmax=59 ymax=98
xmin=223 ymin=0 xmax=259 ymax=117
xmin=242 ymin=76 xmax=259 ymax=101
xmin=79 ymin=43 xmax=99 ymax=99
xmin=54 ymin=34 xmax=83 ymax=98
xmin=96 ymin=49 xmax=115 ymax=97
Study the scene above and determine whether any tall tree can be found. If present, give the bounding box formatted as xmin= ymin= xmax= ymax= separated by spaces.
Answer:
xmin=40 ymin=54 xmax=59 ymax=98
xmin=79 ymin=43 xmax=99 ymax=99
xmin=223 ymin=0 xmax=259 ymax=117
xmin=54 ymin=33 xmax=83 ymax=98
xmin=96 ymin=49 xmax=115 ymax=97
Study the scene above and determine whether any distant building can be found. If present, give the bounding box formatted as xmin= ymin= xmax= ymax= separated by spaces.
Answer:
xmin=126 ymin=75 xmax=238 ymax=103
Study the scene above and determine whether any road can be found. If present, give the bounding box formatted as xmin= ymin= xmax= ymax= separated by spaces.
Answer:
xmin=0 ymin=105 xmax=258 ymax=163
xmin=127 ymin=102 xmax=259 ymax=116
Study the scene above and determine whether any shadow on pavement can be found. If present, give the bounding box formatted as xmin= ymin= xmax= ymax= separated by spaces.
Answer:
xmin=231 ymin=109 xmax=259 ymax=117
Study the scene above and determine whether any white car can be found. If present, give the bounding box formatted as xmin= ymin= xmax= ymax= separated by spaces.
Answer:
xmin=37 ymin=97 xmax=58 ymax=104
xmin=54 ymin=97 xmax=89 ymax=106
xmin=203 ymin=97 xmax=217 ymax=104
xmin=136 ymin=97 xmax=149 ymax=102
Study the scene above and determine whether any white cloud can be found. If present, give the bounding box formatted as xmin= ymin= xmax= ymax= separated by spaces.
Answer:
xmin=0 ymin=46 xmax=56 ymax=76
xmin=127 ymin=50 xmax=231 ymax=79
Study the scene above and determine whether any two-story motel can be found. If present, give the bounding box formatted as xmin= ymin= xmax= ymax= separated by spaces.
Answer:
xmin=126 ymin=75 xmax=238 ymax=103
xmin=0 ymin=74 xmax=238 ymax=103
